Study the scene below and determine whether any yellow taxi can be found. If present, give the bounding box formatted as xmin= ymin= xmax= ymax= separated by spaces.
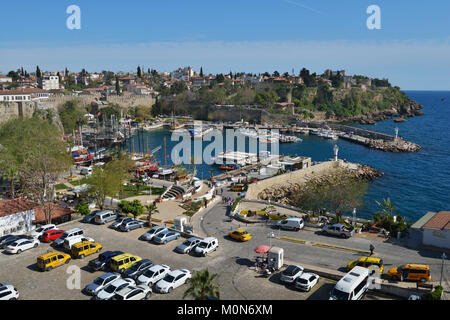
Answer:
xmin=71 ymin=241 xmax=102 ymax=259
xmin=228 ymin=229 xmax=252 ymax=242
xmin=387 ymin=264 xmax=431 ymax=282
xmin=230 ymin=183 xmax=247 ymax=192
xmin=109 ymin=253 xmax=142 ymax=273
xmin=37 ymin=251 xmax=71 ymax=271
xmin=347 ymin=257 xmax=384 ymax=274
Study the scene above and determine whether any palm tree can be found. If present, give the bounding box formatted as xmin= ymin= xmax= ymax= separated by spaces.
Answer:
xmin=208 ymin=168 xmax=214 ymax=180
xmin=375 ymin=197 xmax=397 ymax=221
xmin=183 ymin=269 xmax=220 ymax=300
xmin=146 ymin=203 xmax=159 ymax=225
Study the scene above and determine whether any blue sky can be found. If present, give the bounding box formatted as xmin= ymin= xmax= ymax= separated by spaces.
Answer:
xmin=1 ymin=0 xmax=449 ymax=89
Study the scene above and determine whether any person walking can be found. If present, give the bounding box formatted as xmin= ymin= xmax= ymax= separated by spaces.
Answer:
xmin=369 ymin=244 xmax=375 ymax=256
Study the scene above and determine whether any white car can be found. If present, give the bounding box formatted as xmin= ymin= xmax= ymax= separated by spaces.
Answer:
xmin=31 ymin=224 xmax=57 ymax=239
xmin=155 ymin=269 xmax=191 ymax=294
xmin=95 ymin=278 xmax=135 ymax=300
xmin=0 ymin=283 xmax=19 ymax=300
xmin=140 ymin=226 xmax=168 ymax=241
xmin=136 ymin=264 xmax=170 ymax=287
xmin=112 ymin=285 xmax=152 ymax=300
xmin=408 ymin=295 xmax=422 ymax=300
xmin=280 ymin=265 xmax=304 ymax=284
xmin=5 ymin=238 xmax=40 ymax=254
xmin=295 ymin=273 xmax=320 ymax=291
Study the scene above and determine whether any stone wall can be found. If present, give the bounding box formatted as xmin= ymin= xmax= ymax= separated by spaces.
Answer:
xmin=0 ymin=101 xmax=36 ymax=123
xmin=245 ymin=160 xmax=341 ymax=199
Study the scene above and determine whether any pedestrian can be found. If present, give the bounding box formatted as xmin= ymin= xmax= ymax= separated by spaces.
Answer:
xmin=369 ymin=244 xmax=374 ymax=256
xmin=204 ymin=199 xmax=208 ymax=208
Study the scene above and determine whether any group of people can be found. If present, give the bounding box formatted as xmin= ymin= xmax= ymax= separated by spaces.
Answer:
xmin=222 ymin=196 xmax=233 ymax=207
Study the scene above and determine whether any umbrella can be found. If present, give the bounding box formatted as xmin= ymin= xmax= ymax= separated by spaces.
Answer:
xmin=254 ymin=245 xmax=271 ymax=254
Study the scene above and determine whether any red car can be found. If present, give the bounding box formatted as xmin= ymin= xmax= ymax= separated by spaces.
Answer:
xmin=40 ymin=229 xmax=65 ymax=243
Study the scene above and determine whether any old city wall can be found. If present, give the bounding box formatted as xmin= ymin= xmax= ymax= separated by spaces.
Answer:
xmin=0 ymin=102 xmax=36 ymax=123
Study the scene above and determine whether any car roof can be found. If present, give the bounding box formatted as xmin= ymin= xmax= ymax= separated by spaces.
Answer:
xmin=38 ymin=251 xmax=69 ymax=259
xmin=149 ymin=264 xmax=169 ymax=272
xmin=11 ymin=238 xmax=29 ymax=244
xmin=44 ymin=229 xmax=62 ymax=234
xmin=299 ymin=272 xmax=317 ymax=280
xmin=202 ymin=237 xmax=217 ymax=242
xmin=72 ymin=240 xmax=96 ymax=248
xmin=186 ymin=237 xmax=200 ymax=241
xmin=98 ymin=272 xmax=117 ymax=279
xmin=115 ymin=285 xmax=137 ymax=296
xmin=112 ymin=253 xmax=140 ymax=260
xmin=168 ymin=269 xmax=188 ymax=277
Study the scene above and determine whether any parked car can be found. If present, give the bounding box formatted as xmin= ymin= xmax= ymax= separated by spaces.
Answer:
xmin=347 ymin=257 xmax=384 ymax=275
xmin=119 ymin=220 xmax=145 ymax=232
xmin=5 ymin=238 xmax=40 ymax=254
xmin=112 ymin=285 xmax=152 ymax=300
xmin=95 ymin=278 xmax=135 ymax=300
xmin=40 ymin=229 xmax=65 ymax=243
xmin=71 ymin=241 xmax=102 ymax=259
xmin=53 ymin=228 xmax=84 ymax=247
xmin=175 ymin=237 xmax=201 ymax=254
xmin=140 ymin=226 xmax=167 ymax=241
xmin=30 ymin=224 xmax=57 ymax=239
xmin=63 ymin=236 xmax=95 ymax=251
xmin=136 ymin=264 xmax=171 ymax=287
xmin=230 ymin=183 xmax=247 ymax=192
xmin=295 ymin=273 xmax=320 ymax=291
xmin=408 ymin=295 xmax=422 ymax=300
xmin=387 ymin=264 xmax=431 ymax=282
xmin=110 ymin=216 xmax=134 ymax=229
xmin=276 ymin=217 xmax=304 ymax=231
xmin=280 ymin=265 xmax=304 ymax=284
xmin=228 ymin=229 xmax=252 ymax=242
xmin=155 ymin=269 xmax=191 ymax=293
xmin=122 ymin=259 xmax=154 ymax=279
xmin=88 ymin=251 xmax=124 ymax=271
xmin=0 ymin=235 xmax=32 ymax=249
xmin=153 ymin=230 xmax=180 ymax=244
xmin=321 ymin=224 xmax=354 ymax=239
xmin=94 ymin=210 xmax=118 ymax=225
xmin=194 ymin=237 xmax=219 ymax=256
xmin=109 ymin=253 xmax=142 ymax=274
xmin=80 ymin=167 xmax=93 ymax=176
xmin=84 ymin=272 xmax=121 ymax=296
xmin=36 ymin=252 xmax=71 ymax=271
xmin=81 ymin=211 xmax=101 ymax=223
xmin=0 ymin=283 xmax=19 ymax=300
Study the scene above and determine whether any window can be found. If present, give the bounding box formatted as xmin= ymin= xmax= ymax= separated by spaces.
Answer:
xmin=51 ymin=256 xmax=57 ymax=262
xmin=354 ymin=276 xmax=369 ymax=296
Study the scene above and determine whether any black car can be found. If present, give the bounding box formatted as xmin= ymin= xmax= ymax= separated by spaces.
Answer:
xmin=0 ymin=235 xmax=31 ymax=249
xmin=88 ymin=250 xmax=124 ymax=271
xmin=122 ymin=259 xmax=153 ymax=279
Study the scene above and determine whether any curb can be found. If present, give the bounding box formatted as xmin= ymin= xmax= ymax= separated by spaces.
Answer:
xmin=278 ymin=236 xmax=371 ymax=255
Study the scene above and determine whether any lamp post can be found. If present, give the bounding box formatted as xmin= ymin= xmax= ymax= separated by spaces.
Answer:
xmin=333 ymin=144 xmax=339 ymax=162
xmin=440 ymin=252 xmax=447 ymax=286
xmin=268 ymin=232 xmax=274 ymax=247
xmin=352 ymin=208 xmax=356 ymax=226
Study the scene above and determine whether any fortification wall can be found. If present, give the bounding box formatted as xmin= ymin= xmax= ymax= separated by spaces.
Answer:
xmin=0 ymin=102 xmax=36 ymax=123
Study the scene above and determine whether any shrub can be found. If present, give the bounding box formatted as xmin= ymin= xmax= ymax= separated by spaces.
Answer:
xmin=75 ymin=203 xmax=90 ymax=216
xmin=118 ymin=200 xmax=145 ymax=218
xmin=423 ymin=286 xmax=443 ymax=300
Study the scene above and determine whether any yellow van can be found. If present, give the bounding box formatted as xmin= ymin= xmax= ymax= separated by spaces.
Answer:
xmin=109 ymin=253 xmax=141 ymax=273
xmin=347 ymin=257 xmax=384 ymax=274
xmin=387 ymin=264 xmax=431 ymax=282
xmin=71 ymin=241 xmax=102 ymax=259
xmin=37 ymin=252 xmax=71 ymax=271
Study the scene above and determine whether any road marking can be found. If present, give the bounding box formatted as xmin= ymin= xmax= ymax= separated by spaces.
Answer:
xmin=278 ymin=236 xmax=371 ymax=254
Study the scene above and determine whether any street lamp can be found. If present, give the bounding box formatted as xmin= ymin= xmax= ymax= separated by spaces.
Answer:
xmin=352 ymin=208 xmax=357 ymax=226
xmin=333 ymin=144 xmax=339 ymax=162
xmin=268 ymin=232 xmax=275 ymax=247
xmin=440 ymin=252 xmax=447 ymax=286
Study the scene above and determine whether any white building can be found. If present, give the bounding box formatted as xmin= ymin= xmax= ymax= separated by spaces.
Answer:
xmin=0 ymin=198 xmax=36 ymax=236
xmin=408 ymin=211 xmax=450 ymax=249
xmin=0 ymin=90 xmax=32 ymax=102
xmin=39 ymin=75 xmax=59 ymax=90
xmin=171 ymin=67 xmax=194 ymax=81
xmin=0 ymin=75 xmax=12 ymax=84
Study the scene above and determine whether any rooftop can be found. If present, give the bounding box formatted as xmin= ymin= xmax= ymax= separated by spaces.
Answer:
xmin=0 ymin=198 xmax=36 ymax=218
xmin=422 ymin=211 xmax=450 ymax=230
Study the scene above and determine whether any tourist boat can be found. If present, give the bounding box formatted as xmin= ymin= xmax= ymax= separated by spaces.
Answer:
xmin=219 ymin=164 xmax=240 ymax=171
xmin=192 ymin=126 xmax=214 ymax=138
xmin=238 ymin=128 xmax=258 ymax=139
xmin=279 ymin=135 xmax=302 ymax=143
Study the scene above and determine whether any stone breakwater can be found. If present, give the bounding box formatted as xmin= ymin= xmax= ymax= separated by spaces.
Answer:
xmin=368 ymin=138 xmax=421 ymax=152
xmin=256 ymin=163 xmax=382 ymax=206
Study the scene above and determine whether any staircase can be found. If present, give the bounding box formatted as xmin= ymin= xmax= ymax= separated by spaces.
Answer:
xmin=161 ymin=185 xmax=186 ymax=200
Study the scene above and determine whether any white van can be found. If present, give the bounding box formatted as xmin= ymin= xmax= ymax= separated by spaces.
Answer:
xmin=63 ymin=235 xmax=95 ymax=251
xmin=194 ymin=237 xmax=218 ymax=256
xmin=329 ymin=266 xmax=370 ymax=300
xmin=53 ymin=228 xmax=84 ymax=247
xmin=276 ymin=217 xmax=304 ymax=231
xmin=80 ymin=167 xmax=93 ymax=176
xmin=94 ymin=210 xmax=117 ymax=225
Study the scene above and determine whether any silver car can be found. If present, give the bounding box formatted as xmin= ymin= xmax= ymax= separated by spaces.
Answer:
xmin=280 ymin=265 xmax=304 ymax=284
xmin=83 ymin=272 xmax=121 ymax=296
xmin=95 ymin=278 xmax=135 ymax=300
xmin=175 ymin=237 xmax=201 ymax=254
xmin=110 ymin=216 xmax=134 ymax=229
xmin=140 ymin=226 xmax=167 ymax=241
xmin=119 ymin=220 xmax=145 ymax=232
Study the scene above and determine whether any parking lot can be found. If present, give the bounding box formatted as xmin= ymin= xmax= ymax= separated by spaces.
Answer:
xmin=0 ymin=219 xmax=347 ymax=300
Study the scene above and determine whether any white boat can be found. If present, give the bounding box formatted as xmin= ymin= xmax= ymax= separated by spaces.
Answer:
xmin=238 ymin=128 xmax=258 ymax=139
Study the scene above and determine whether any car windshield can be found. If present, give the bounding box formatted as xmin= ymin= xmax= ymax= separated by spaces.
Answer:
xmin=35 ymin=227 xmax=44 ymax=232
xmin=283 ymin=266 xmax=298 ymax=276
xmin=163 ymin=275 xmax=175 ymax=283
xmin=331 ymin=288 xmax=350 ymax=300
xmin=297 ymin=278 xmax=308 ymax=284
xmin=182 ymin=240 xmax=192 ymax=246
xmin=198 ymin=242 xmax=207 ymax=248
xmin=10 ymin=242 xmax=19 ymax=246
xmin=143 ymin=270 xmax=155 ymax=278
xmin=240 ymin=231 xmax=248 ymax=235
xmin=104 ymin=284 xmax=117 ymax=294
xmin=129 ymin=264 xmax=140 ymax=271
xmin=93 ymin=277 xmax=105 ymax=285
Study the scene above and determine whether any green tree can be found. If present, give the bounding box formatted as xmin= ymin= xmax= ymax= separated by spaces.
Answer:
xmin=118 ymin=199 xmax=144 ymax=218
xmin=145 ymin=203 xmax=159 ymax=225
xmin=199 ymin=67 xmax=204 ymax=77
xmin=137 ymin=66 xmax=142 ymax=78
xmin=183 ymin=269 xmax=220 ymax=300
xmin=374 ymin=197 xmax=396 ymax=221
xmin=115 ymin=76 xmax=121 ymax=95
xmin=58 ymin=100 xmax=85 ymax=134
xmin=36 ymin=65 xmax=42 ymax=78
xmin=75 ymin=202 xmax=90 ymax=216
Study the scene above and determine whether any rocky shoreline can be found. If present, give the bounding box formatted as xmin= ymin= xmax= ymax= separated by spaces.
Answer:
xmin=257 ymin=164 xmax=383 ymax=206
xmin=368 ymin=138 xmax=421 ymax=152
xmin=350 ymin=100 xmax=424 ymax=125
